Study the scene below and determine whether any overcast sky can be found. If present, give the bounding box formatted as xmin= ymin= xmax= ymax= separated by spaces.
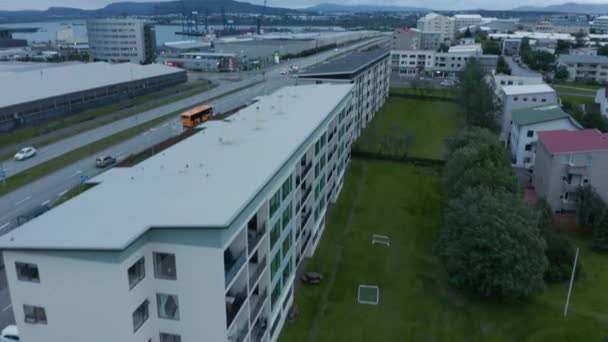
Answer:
xmin=0 ymin=0 xmax=606 ymax=11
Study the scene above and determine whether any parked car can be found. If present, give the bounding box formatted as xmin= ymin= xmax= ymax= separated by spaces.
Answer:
xmin=280 ymin=69 xmax=288 ymax=75
xmin=1 ymin=325 xmax=18 ymax=341
xmin=95 ymin=155 xmax=117 ymax=168
xmin=13 ymin=147 xmax=36 ymax=161
xmin=440 ymin=79 xmax=456 ymax=87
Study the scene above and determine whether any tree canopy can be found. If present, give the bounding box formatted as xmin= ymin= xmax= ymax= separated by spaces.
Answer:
xmin=457 ymin=59 xmax=501 ymax=133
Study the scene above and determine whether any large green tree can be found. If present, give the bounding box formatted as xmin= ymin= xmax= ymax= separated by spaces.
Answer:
xmin=554 ymin=65 xmax=569 ymax=81
xmin=575 ymin=186 xmax=606 ymax=229
xmin=457 ymin=59 xmax=501 ymax=132
xmin=496 ymin=56 xmax=512 ymax=75
xmin=599 ymin=45 xmax=608 ymax=57
xmin=438 ymin=188 xmax=548 ymax=300
xmin=592 ymin=209 xmax=608 ymax=252
xmin=447 ymin=127 xmax=499 ymax=153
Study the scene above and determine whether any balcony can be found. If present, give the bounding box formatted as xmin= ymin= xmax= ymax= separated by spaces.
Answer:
xmin=250 ymin=288 xmax=268 ymax=322
xmin=251 ymin=316 xmax=269 ymax=342
xmin=300 ymin=184 xmax=313 ymax=208
xmin=249 ymin=256 xmax=267 ymax=288
xmin=248 ymin=222 xmax=267 ymax=255
xmin=301 ymin=209 xmax=312 ymax=231
xmin=226 ymin=287 xmax=247 ymax=328
xmin=567 ymin=164 xmax=588 ymax=175
xmin=225 ymin=249 xmax=247 ymax=287
xmin=300 ymin=161 xmax=313 ymax=180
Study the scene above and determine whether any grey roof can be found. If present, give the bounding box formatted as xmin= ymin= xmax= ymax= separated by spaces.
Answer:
xmin=558 ymin=54 xmax=608 ymax=65
xmin=0 ymin=84 xmax=353 ymax=251
xmin=297 ymin=49 xmax=389 ymax=78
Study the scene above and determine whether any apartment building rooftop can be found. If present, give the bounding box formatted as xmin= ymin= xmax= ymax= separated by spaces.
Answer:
xmin=558 ymin=54 xmax=608 ymax=65
xmin=501 ymin=84 xmax=555 ymax=96
xmin=297 ymin=49 xmax=389 ymax=77
xmin=538 ymin=129 xmax=608 ymax=154
xmin=0 ymin=62 xmax=183 ymax=109
xmin=0 ymin=83 xmax=354 ymax=251
xmin=448 ymin=44 xmax=482 ymax=54
xmin=511 ymin=105 xmax=582 ymax=127
xmin=454 ymin=14 xmax=482 ymax=19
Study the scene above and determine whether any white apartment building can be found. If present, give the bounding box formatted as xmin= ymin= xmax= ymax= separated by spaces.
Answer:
xmin=454 ymin=14 xmax=483 ymax=31
xmin=390 ymin=48 xmax=480 ymax=77
xmin=87 ymin=18 xmax=157 ymax=64
xmin=593 ymin=16 xmax=608 ymax=34
xmin=509 ymin=105 xmax=582 ymax=168
xmin=296 ymin=49 xmax=390 ymax=137
xmin=499 ymin=84 xmax=558 ymax=141
xmin=417 ymin=13 xmax=455 ymax=43
xmin=492 ymin=74 xmax=544 ymax=95
xmin=557 ymin=54 xmax=608 ymax=83
xmin=0 ymin=84 xmax=368 ymax=342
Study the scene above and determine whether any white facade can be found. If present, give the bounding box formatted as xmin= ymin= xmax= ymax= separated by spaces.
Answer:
xmin=417 ymin=13 xmax=455 ymax=43
xmin=390 ymin=49 xmax=480 ymax=77
xmin=596 ymin=88 xmax=608 ymax=118
xmin=492 ymin=74 xmax=544 ymax=95
xmin=557 ymin=54 xmax=608 ymax=83
xmin=0 ymin=83 xmax=373 ymax=342
xmin=593 ymin=16 xmax=608 ymax=34
xmin=499 ymin=84 xmax=559 ymax=140
xmin=454 ymin=14 xmax=483 ymax=31
xmin=87 ymin=18 xmax=156 ymax=64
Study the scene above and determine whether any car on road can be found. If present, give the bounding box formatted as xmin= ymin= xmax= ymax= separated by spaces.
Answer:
xmin=440 ymin=79 xmax=457 ymax=87
xmin=280 ymin=69 xmax=288 ymax=75
xmin=13 ymin=147 xmax=36 ymax=161
xmin=95 ymin=155 xmax=117 ymax=168
xmin=1 ymin=325 xmax=18 ymax=341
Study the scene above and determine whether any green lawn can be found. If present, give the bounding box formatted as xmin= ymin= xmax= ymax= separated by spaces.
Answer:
xmin=355 ymin=97 xmax=461 ymax=160
xmin=559 ymin=94 xmax=595 ymax=106
xmin=281 ymin=159 xmax=608 ymax=342
xmin=553 ymin=82 xmax=603 ymax=91
xmin=390 ymin=87 xmax=457 ymax=100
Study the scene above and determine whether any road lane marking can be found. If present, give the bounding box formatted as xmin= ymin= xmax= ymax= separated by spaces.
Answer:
xmin=2 ymin=304 xmax=11 ymax=312
xmin=15 ymin=196 xmax=31 ymax=206
xmin=0 ymin=223 xmax=9 ymax=231
xmin=57 ymin=190 xmax=68 ymax=197
xmin=41 ymin=200 xmax=51 ymax=206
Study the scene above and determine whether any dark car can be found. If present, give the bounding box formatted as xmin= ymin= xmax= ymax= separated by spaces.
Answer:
xmin=95 ymin=155 xmax=116 ymax=168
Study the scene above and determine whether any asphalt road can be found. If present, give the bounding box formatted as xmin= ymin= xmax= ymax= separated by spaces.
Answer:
xmin=506 ymin=56 xmax=542 ymax=77
xmin=0 ymin=35 xmax=388 ymax=329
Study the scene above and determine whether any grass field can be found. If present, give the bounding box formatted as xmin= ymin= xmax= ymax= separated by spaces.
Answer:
xmin=553 ymin=82 xmax=603 ymax=91
xmin=390 ymin=87 xmax=457 ymax=99
xmin=280 ymin=159 xmax=608 ymax=342
xmin=0 ymin=80 xmax=213 ymax=160
xmin=355 ymin=97 xmax=461 ymax=160
xmin=560 ymin=94 xmax=595 ymax=106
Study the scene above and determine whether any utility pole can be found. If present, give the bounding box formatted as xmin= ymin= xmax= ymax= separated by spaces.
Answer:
xmin=563 ymin=247 xmax=580 ymax=317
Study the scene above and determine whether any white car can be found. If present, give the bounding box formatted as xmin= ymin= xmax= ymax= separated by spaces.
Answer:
xmin=0 ymin=325 xmax=18 ymax=341
xmin=14 ymin=147 xmax=37 ymax=161
xmin=280 ymin=69 xmax=288 ymax=75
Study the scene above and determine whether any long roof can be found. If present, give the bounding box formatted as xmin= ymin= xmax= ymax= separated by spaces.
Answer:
xmin=511 ymin=105 xmax=582 ymax=128
xmin=0 ymin=84 xmax=353 ymax=251
xmin=558 ymin=54 xmax=608 ymax=65
xmin=501 ymin=84 xmax=555 ymax=96
xmin=0 ymin=62 xmax=184 ymax=109
xmin=538 ymin=129 xmax=608 ymax=154
xmin=297 ymin=49 xmax=388 ymax=78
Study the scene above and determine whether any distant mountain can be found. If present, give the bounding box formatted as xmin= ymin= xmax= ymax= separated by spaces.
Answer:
xmin=513 ymin=2 xmax=608 ymax=14
xmin=307 ymin=3 xmax=431 ymax=13
xmin=0 ymin=0 xmax=296 ymax=22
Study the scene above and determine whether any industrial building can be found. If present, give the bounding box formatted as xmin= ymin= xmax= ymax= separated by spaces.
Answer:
xmin=296 ymin=49 xmax=390 ymax=137
xmin=0 ymin=83 xmax=366 ymax=342
xmin=87 ymin=18 xmax=157 ymax=64
xmin=0 ymin=62 xmax=186 ymax=132
xmin=0 ymin=27 xmax=35 ymax=48
xmin=158 ymin=52 xmax=238 ymax=72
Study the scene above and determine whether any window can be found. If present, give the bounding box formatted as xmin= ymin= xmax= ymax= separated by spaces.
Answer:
xmin=160 ymin=333 xmax=181 ymax=342
xmin=128 ymin=257 xmax=145 ymax=289
xmin=523 ymin=97 xmax=528 ymax=102
xmin=269 ymin=190 xmax=281 ymax=218
xmin=525 ymin=144 xmax=532 ymax=151
xmin=282 ymin=235 xmax=292 ymax=260
xmin=281 ymin=203 xmax=292 ymax=230
xmin=153 ymin=253 xmax=177 ymax=280
xmin=527 ymin=130 xmax=534 ymax=138
xmin=271 ymin=253 xmax=281 ymax=279
xmin=16 ymin=262 xmax=39 ymax=283
xmin=24 ymin=305 xmax=47 ymax=324
xmin=271 ymin=221 xmax=281 ymax=248
xmin=281 ymin=176 xmax=292 ymax=201
xmin=271 ymin=280 xmax=282 ymax=309
xmin=132 ymin=300 xmax=149 ymax=332
xmin=157 ymin=293 xmax=180 ymax=320
xmin=514 ymin=96 xmax=518 ymax=101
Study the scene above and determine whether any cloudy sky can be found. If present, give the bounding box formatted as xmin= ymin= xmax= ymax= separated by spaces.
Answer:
xmin=0 ymin=0 xmax=605 ymax=11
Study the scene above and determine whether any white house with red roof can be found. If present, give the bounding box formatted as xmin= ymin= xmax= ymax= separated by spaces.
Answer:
xmin=533 ymin=129 xmax=608 ymax=212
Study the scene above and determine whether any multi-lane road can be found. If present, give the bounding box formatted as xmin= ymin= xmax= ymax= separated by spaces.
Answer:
xmin=0 ymin=35 xmax=388 ymax=329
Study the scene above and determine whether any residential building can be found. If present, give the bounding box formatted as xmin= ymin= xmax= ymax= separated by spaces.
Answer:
xmin=87 ymin=18 xmax=157 ymax=64
xmin=391 ymin=27 xmax=418 ymax=50
xmin=509 ymin=105 xmax=582 ymax=168
xmin=454 ymin=14 xmax=483 ymax=31
xmin=0 ymin=83 xmax=363 ymax=342
xmin=533 ymin=129 xmax=608 ymax=212
xmin=390 ymin=47 xmax=488 ymax=77
xmin=499 ymin=84 xmax=558 ymax=140
xmin=484 ymin=18 xmax=520 ymax=33
xmin=459 ymin=37 xmax=476 ymax=45
xmin=571 ymin=47 xmax=598 ymax=56
xmin=296 ymin=49 xmax=390 ymax=137
xmin=492 ymin=75 xmax=544 ymax=96
xmin=595 ymin=88 xmax=608 ymax=118
xmin=416 ymin=13 xmax=455 ymax=43
xmin=501 ymin=38 xmax=521 ymax=56
xmin=448 ymin=44 xmax=482 ymax=54
xmin=557 ymin=54 xmax=608 ymax=83
xmin=418 ymin=31 xmax=442 ymax=50
xmin=0 ymin=62 xmax=186 ymax=132
xmin=535 ymin=18 xmax=554 ymax=33
xmin=592 ymin=16 xmax=608 ymax=34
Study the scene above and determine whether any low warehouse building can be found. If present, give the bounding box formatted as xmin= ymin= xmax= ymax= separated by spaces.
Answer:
xmin=0 ymin=62 xmax=186 ymax=132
